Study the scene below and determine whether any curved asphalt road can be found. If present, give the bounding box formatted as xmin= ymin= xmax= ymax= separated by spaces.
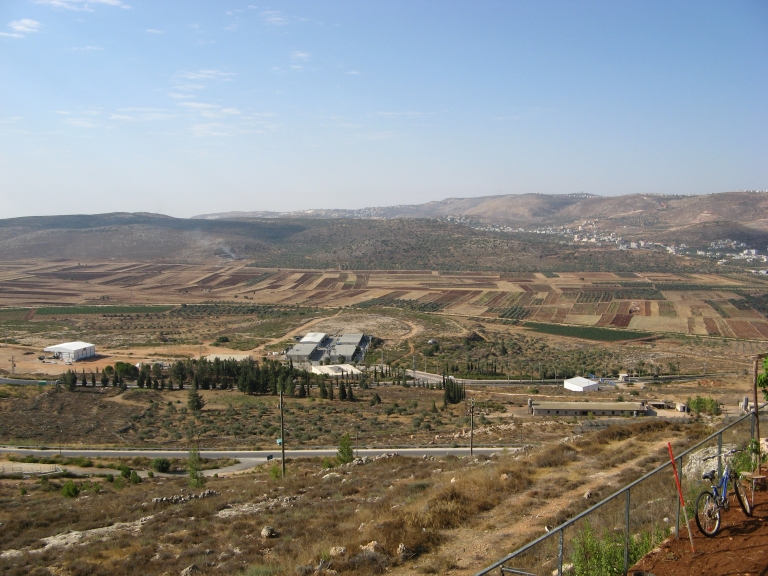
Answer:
xmin=0 ymin=446 xmax=514 ymax=476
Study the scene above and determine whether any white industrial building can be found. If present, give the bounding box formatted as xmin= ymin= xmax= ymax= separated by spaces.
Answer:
xmin=563 ymin=376 xmax=599 ymax=393
xmin=44 ymin=341 xmax=96 ymax=362
xmin=311 ymin=364 xmax=362 ymax=376
xmin=300 ymin=332 xmax=327 ymax=344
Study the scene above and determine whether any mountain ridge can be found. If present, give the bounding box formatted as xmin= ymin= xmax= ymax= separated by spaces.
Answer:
xmin=192 ymin=191 xmax=768 ymax=231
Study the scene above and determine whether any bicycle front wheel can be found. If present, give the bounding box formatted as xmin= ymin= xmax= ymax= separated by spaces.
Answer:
xmin=733 ymin=475 xmax=753 ymax=517
xmin=695 ymin=491 xmax=721 ymax=537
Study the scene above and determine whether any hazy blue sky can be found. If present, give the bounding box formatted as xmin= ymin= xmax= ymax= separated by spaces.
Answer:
xmin=1 ymin=1 xmax=766 ymax=218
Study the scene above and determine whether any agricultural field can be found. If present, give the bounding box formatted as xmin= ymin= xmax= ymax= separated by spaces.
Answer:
xmin=0 ymin=261 xmax=766 ymax=385
xmin=1 ymin=263 xmax=767 ymax=342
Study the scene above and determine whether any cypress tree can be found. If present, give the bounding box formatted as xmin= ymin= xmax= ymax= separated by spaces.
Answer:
xmin=339 ymin=380 xmax=347 ymax=401
xmin=346 ymin=382 xmax=354 ymax=401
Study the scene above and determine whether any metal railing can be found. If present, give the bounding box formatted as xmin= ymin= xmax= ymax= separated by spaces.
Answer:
xmin=475 ymin=403 xmax=767 ymax=576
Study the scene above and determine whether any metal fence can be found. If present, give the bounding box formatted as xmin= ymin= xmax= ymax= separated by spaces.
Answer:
xmin=475 ymin=403 xmax=767 ymax=576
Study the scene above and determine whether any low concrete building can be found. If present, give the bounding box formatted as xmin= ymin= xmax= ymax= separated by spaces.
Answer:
xmin=330 ymin=344 xmax=358 ymax=363
xmin=564 ymin=376 xmax=599 ymax=393
xmin=300 ymin=332 xmax=326 ymax=344
xmin=337 ymin=333 xmax=364 ymax=346
xmin=532 ymin=401 xmax=647 ymax=417
xmin=311 ymin=364 xmax=362 ymax=376
xmin=43 ymin=341 xmax=96 ymax=362
xmin=286 ymin=342 xmax=319 ymax=363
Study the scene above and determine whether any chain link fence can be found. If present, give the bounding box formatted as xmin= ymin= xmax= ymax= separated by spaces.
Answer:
xmin=475 ymin=404 xmax=767 ymax=576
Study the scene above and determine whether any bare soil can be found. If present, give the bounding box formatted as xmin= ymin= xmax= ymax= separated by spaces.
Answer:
xmin=631 ymin=488 xmax=768 ymax=576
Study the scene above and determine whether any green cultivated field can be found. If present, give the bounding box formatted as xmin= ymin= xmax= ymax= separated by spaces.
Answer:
xmin=523 ymin=322 xmax=652 ymax=341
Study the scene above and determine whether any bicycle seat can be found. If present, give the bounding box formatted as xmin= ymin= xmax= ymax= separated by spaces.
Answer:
xmin=702 ymin=470 xmax=716 ymax=481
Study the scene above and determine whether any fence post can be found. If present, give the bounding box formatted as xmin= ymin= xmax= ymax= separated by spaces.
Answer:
xmin=752 ymin=411 xmax=756 ymax=440
xmin=624 ymin=488 xmax=630 ymax=574
xmin=558 ymin=528 xmax=564 ymax=576
xmin=675 ymin=456 xmax=682 ymax=539
xmin=717 ymin=432 xmax=723 ymax=480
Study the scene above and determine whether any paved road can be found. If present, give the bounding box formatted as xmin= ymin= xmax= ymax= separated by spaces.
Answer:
xmin=0 ymin=377 xmax=55 ymax=385
xmin=0 ymin=446 xmax=509 ymax=460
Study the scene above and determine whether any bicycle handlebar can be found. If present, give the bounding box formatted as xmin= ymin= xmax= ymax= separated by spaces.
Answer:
xmin=702 ymin=449 xmax=743 ymax=462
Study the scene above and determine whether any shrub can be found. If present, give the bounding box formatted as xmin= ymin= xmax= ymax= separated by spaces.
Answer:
xmin=119 ymin=464 xmax=131 ymax=478
xmin=61 ymin=480 xmax=80 ymax=498
xmin=570 ymin=521 xmax=665 ymax=576
xmin=147 ymin=470 xmax=154 ymax=478
xmin=105 ymin=474 xmax=114 ymax=482
xmin=151 ymin=458 xmax=171 ymax=473
xmin=370 ymin=393 xmax=382 ymax=406
xmin=187 ymin=447 xmax=206 ymax=488
xmin=322 ymin=457 xmax=336 ymax=469
xmin=269 ymin=463 xmax=282 ymax=480
xmin=130 ymin=470 xmax=142 ymax=484
xmin=337 ymin=433 xmax=354 ymax=464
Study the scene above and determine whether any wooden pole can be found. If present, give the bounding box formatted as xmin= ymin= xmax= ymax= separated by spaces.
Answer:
xmin=280 ymin=390 xmax=286 ymax=478
xmin=754 ymin=354 xmax=766 ymax=474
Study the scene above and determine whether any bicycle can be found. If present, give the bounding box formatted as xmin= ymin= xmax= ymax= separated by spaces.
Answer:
xmin=694 ymin=448 xmax=752 ymax=537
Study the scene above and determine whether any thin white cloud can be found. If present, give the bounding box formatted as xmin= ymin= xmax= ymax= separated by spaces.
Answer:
xmin=5 ymin=19 xmax=41 ymax=37
xmin=346 ymin=70 xmax=361 ymax=75
xmin=290 ymin=50 xmax=310 ymax=61
xmin=34 ymin=0 xmax=131 ymax=11
xmin=260 ymin=10 xmax=287 ymax=25
xmin=174 ymin=84 xmax=205 ymax=92
xmin=179 ymin=102 xmax=219 ymax=109
xmin=176 ymin=69 xmax=235 ymax=80
xmin=168 ymin=93 xmax=194 ymax=99
xmin=109 ymin=108 xmax=174 ymax=122
xmin=146 ymin=28 xmax=164 ymax=34
xmin=221 ymin=108 xmax=241 ymax=115
xmin=71 ymin=45 xmax=103 ymax=51
xmin=0 ymin=116 xmax=23 ymax=123
xmin=64 ymin=118 xmax=98 ymax=128
xmin=378 ymin=111 xmax=425 ymax=118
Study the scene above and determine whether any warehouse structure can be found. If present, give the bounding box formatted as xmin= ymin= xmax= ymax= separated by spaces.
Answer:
xmin=286 ymin=332 xmax=371 ymax=365
xmin=531 ymin=401 xmax=648 ymax=417
xmin=563 ymin=376 xmax=600 ymax=393
xmin=43 ymin=341 xmax=96 ymax=362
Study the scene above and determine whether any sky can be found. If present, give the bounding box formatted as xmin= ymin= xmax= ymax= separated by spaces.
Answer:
xmin=1 ymin=1 xmax=767 ymax=218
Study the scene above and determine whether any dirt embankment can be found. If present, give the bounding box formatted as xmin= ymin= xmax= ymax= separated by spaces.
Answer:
xmin=631 ymin=489 xmax=768 ymax=576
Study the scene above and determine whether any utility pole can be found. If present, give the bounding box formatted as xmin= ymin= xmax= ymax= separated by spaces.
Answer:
xmin=413 ymin=353 xmax=416 ymax=383
xmin=279 ymin=390 xmax=286 ymax=478
xmin=10 ymin=356 xmax=15 ymax=375
xmin=467 ymin=398 xmax=475 ymax=456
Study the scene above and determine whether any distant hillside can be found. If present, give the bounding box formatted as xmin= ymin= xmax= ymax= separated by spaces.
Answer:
xmin=194 ymin=191 xmax=768 ymax=240
xmin=0 ymin=212 xmax=695 ymax=272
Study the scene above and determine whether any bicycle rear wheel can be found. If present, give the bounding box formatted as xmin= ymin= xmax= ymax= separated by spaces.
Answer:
xmin=695 ymin=491 xmax=721 ymax=537
xmin=733 ymin=474 xmax=753 ymax=517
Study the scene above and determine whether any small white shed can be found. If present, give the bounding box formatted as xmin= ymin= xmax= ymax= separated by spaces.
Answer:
xmin=564 ymin=376 xmax=599 ymax=393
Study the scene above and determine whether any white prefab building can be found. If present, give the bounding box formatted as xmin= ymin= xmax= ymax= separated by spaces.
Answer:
xmin=44 ymin=341 xmax=96 ymax=362
xmin=564 ymin=376 xmax=599 ymax=393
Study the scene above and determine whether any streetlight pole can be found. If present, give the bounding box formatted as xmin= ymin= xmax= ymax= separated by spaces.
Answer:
xmin=279 ymin=390 xmax=286 ymax=478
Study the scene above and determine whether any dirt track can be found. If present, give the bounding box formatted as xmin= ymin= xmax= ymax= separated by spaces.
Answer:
xmin=631 ymin=488 xmax=768 ymax=576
